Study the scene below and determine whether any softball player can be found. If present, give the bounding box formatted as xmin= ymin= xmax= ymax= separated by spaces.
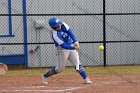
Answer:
xmin=42 ymin=17 xmax=92 ymax=84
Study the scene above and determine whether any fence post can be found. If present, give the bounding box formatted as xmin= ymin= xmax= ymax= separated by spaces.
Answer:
xmin=8 ymin=0 xmax=12 ymax=36
xmin=22 ymin=0 xmax=28 ymax=68
xmin=103 ymin=0 xmax=106 ymax=67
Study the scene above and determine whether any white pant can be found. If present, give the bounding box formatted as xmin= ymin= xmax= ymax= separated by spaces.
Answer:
xmin=55 ymin=47 xmax=80 ymax=72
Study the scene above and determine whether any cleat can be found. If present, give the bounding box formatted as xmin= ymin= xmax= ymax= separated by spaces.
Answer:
xmin=42 ymin=75 xmax=48 ymax=85
xmin=84 ymin=77 xmax=92 ymax=84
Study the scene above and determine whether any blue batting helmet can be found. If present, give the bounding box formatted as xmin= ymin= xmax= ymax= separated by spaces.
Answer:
xmin=48 ymin=17 xmax=62 ymax=29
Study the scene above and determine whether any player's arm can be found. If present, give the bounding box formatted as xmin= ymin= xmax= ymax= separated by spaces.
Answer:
xmin=62 ymin=22 xmax=77 ymax=42
xmin=67 ymin=28 xmax=77 ymax=42
xmin=62 ymin=22 xmax=80 ymax=51
xmin=67 ymin=28 xmax=80 ymax=51
xmin=60 ymin=43 xmax=75 ymax=49
xmin=53 ymin=31 xmax=75 ymax=50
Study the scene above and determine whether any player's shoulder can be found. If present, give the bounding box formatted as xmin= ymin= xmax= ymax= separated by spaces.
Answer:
xmin=61 ymin=22 xmax=70 ymax=31
xmin=52 ymin=30 xmax=57 ymax=36
xmin=52 ymin=30 xmax=61 ymax=38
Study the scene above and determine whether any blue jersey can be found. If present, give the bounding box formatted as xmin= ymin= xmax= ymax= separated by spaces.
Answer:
xmin=52 ymin=22 xmax=77 ymax=49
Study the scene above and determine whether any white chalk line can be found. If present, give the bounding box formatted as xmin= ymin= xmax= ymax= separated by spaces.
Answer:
xmin=7 ymin=86 xmax=84 ymax=89
xmin=1 ymin=86 xmax=85 ymax=92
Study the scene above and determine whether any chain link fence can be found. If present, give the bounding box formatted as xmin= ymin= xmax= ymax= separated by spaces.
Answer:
xmin=0 ymin=0 xmax=140 ymax=67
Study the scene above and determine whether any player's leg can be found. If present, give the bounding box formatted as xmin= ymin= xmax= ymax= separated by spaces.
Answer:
xmin=69 ymin=50 xmax=87 ymax=79
xmin=77 ymin=64 xmax=92 ymax=84
xmin=69 ymin=50 xmax=92 ymax=84
xmin=42 ymin=48 xmax=70 ymax=84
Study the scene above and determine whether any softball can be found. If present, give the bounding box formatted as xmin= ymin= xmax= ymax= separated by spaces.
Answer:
xmin=98 ymin=45 xmax=104 ymax=51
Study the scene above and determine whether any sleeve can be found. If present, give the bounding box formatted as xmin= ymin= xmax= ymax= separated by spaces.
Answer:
xmin=60 ymin=43 xmax=75 ymax=49
xmin=52 ymin=31 xmax=64 ymax=45
xmin=52 ymin=31 xmax=75 ymax=50
xmin=62 ymin=22 xmax=77 ymax=42
xmin=67 ymin=28 xmax=77 ymax=42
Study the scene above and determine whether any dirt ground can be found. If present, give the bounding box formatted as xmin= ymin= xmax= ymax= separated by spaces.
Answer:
xmin=0 ymin=75 xmax=140 ymax=93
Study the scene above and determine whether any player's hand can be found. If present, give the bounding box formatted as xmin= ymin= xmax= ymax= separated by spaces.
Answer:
xmin=75 ymin=47 xmax=80 ymax=52
xmin=74 ymin=41 xmax=80 ymax=48
xmin=74 ymin=41 xmax=80 ymax=52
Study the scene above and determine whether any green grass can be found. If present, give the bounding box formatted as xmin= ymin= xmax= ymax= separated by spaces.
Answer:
xmin=87 ymin=65 xmax=140 ymax=75
xmin=3 ymin=65 xmax=140 ymax=77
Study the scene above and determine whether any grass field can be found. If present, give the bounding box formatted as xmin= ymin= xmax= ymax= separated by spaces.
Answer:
xmin=4 ymin=65 xmax=140 ymax=76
